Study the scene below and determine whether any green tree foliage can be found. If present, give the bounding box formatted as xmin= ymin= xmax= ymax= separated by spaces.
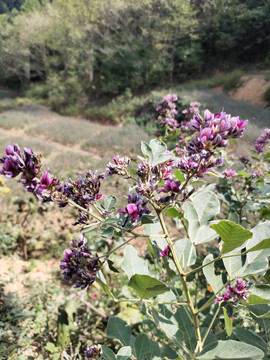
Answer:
xmin=0 ymin=0 xmax=25 ymax=14
xmin=0 ymin=0 xmax=269 ymax=110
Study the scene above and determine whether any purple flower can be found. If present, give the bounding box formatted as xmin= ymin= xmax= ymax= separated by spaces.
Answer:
xmin=255 ymin=129 xmax=270 ymax=153
xmin=60 ymin=170 xmax=105 ymax=225
xmin=215 ymin=278 xmax=250 ymax=304
xmin=106 ymin=155 xmax=131 ymax=176
xmin=159 ymin=180 xmax=181 ymax=194
xmin=222 ymin=169 xmax=236 ymax=179
xmin=84 ymin=345 xmax=101 ymax=359
xmin=157 ymin=94 xmax=179 ymax=133
xmin=60 ymin=234 xmax=100 ymax=289
xmin=119 ymin=192 xmax=150 ymax=224
xmin=159 ymin=246 xmax=170 ymax=257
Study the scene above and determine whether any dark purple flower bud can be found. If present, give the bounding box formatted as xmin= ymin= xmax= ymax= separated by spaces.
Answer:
xmin=60 ymin=170 xmax=105 ymax=225
xmin=60 ymin=234 xmax=100 ymax=289
xmin=84 ymin=345 xmax=101 ymax=359
xmin=215 ymin=157 xmax=223 ymax=166
xmin=159 ymin=180 xmax=181 ymax=194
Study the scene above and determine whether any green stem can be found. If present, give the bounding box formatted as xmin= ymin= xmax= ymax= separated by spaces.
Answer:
xmin=201 ymin=302 xmax=221 ymax=347
xmin=156 ymin=209 xmax=202 ymax=354
xmin=117 ymin=298 xmax=189 ymax=306
xmin=186 ymin=250 xmax=251 ymax=277
xmin=100 ymin=235 xmax=137 ymax=259
xmin=68 ymin=199 xmax=104 ymax=222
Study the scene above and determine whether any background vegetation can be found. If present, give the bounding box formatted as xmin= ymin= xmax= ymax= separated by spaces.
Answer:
xmin=0 ymin=0 xmax=270 ymax=113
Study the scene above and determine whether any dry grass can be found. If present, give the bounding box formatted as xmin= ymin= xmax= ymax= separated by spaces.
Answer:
xmin=0 ymin=104 xmax=54 ymax=129
xmin=82 ymin=124 xmax=150 ymax=153
xmin=27 ymin=116 xmax=104 ymax=146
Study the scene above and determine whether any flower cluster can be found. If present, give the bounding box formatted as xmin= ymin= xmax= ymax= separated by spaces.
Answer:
xmin=176 ymin=110 xmax=248 ymax=178
xmin=106 ymin=155 xmax=131 ymax=177
xmin=255 ymin=129 xmax=270 ymax=153
xmin=182 ymin=101 xmax=201 ymax=121
xmin=84 ymin=345 xmax=101 ymax=359
xmin=59 ymin=170 xmax=105 ymax=225
xmin=222 ymin=169 xmax=236 ymax=179
xmin=0 ymin=144 xmax=59 ymax=200
xmin=215 ymin=278 xmax=250 ymax=304
xmin=60 ymin=234 xmax=100 ymax=289
xmin=134 ymin=154 xmax=187 ymax=204
xmin=119 ymin=192 xmax=150 ymax=225
xmin=156 ymin=94 xmax=179 ymax=132
xmin=189 ymin=110 xmax=248 ymax=152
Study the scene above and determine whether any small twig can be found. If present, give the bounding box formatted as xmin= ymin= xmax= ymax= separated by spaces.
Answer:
xmin=74 ymin=294 xmax=107 ymax=319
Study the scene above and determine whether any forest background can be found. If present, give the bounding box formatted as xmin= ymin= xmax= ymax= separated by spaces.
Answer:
xmin=0 ymin=1 xmax=270 ymax=360
xmin=0 ymin=0 xmax=270 ymax=114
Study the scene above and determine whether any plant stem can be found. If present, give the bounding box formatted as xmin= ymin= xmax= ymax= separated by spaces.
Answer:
xmin=201 ymin=302 xmax=221 ymax=347
xmin=155 ymin=209 xmax=202 ymax=354
xmin=117 ymin=298 xmax=189 ymax=306
xmin=100 ymin=235 xmax=137 ymax=259
xmin=68 ymin=199 xmax=104 ymax=222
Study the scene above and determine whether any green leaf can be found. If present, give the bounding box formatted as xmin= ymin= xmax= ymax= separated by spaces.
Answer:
xmin=237 ymin=170 xmax=249 ymax=178
xmin=144 ymin=222 xmax=167 ymax=248
xmin=116 ymin=346 xmax=132 ymax=360
xmin=197 ymin=340 xmax=264 ymax=359
xmin=233 ymin=327 xmax=269 ymax=353
xmin=248 ymin=285 xmax=270 ymax=304
xmin=248 ymin=304 xmax=270 ymax=335
xmin=81 ymin=225 xmax=98 ymax=233
xmin=264 ymin=152 xmax=270 ymax=161
xmin=239 ymin=222 xmax=270 ymax=276
xmin=173 ymin=168 xmax=185 ymax=183
xmin=247 ymin=238 xmax=270 ymax=253
xmin=141 ymin=141 xmax=153 ymax=161
xmin=107 ymin=317 xmax=132 ymax=346
xmin=246 ymin=222 xmax=270 ymax=264
xmin=135 ymin=334 xmax=150 ymax=360
xmin=174 ymin=238 xmax=196 ymax=270
xmin=242 ymin=258 xmax=268 ymax=277
xmin=222 ymin=307 xmax=232 ymax=336
xmin=203 ymin=254 xmax=224 ymax=294
xmin=108 ymin=259 xmax=119 ymax=273
xmin=101 ymin=345 xmax=116 ymax=360
xmin=151 ymin=304 xmax=196 ymax=351
xmin=121 ymin=245 xmax=150 ymax=279
xmin=146 ymin=339 xmax=160 ymax=360
xmin=96 ymin=271 xmax=116 ymax=300
xmin=165 ymin=207 xmax=181 ymax=218
xmin=149 ymin=139 xmax=173 ymax=166
xmin=102 ymin=227 xmax=114 ymax=238
xmin=223 ymin=248 xmax=243 ymax=279
xmin=141 ymin=214 xmax=157 ymax=224
xmin=128 ymin=274 xmax=169 ymax=299
xmin=105 ymin=195 xmax=117 ymax=212
xmin=190 ymin=180 xmax=206 ymax=185
xmin=210 ymin=220 xmax=252 ymax=254
xmin=183 ymin=190 xmax=220 ymax=244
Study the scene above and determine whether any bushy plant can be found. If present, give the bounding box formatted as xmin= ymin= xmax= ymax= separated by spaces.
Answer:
xmin=1 ymin=95 xmax=269 ymax=359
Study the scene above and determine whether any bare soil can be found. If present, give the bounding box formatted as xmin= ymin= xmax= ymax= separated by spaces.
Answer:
xmin=213 ymin=73 xmax=270 ymax=107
